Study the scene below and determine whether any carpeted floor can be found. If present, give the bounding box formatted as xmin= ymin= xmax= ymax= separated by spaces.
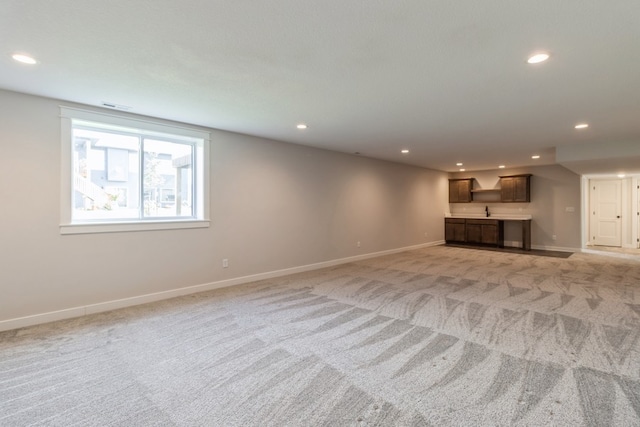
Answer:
xmin=445 ymin=243 xmax=573 ymax=258
xmin=1 ymin=245 xmax=639 ymax=426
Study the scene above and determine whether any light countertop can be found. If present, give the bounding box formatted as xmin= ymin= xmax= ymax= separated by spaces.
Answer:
xmin=445 ymin=213 xmax=532 ymax=220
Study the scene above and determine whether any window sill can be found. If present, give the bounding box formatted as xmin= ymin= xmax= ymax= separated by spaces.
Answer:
xmin=60 ymin=219 xmax=210 ymax=235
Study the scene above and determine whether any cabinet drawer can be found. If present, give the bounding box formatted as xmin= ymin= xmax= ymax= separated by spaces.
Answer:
xmin=466 ymin=219 xmax=499 ymax=226
xmin=445 ymin=218 xmax=465 ymax=224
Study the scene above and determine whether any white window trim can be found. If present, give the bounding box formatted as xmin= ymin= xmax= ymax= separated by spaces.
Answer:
xmin=60 ymin=106 xmax=210 ymax=234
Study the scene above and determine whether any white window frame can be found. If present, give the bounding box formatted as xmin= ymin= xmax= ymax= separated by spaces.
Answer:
xmin=60 ymin=106 xmax=210 ymax=234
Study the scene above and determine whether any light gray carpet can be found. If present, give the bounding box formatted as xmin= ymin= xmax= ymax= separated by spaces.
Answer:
xmin=1 ymin=245 xmax=640 ymax=426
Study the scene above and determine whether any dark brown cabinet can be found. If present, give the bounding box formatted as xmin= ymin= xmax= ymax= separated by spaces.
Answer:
xmin=445 ymin=218 xmax=504 ymax=247
xmin=449 ymin=179 xmax=473 ymax=203
xmin=499 ymin=174 xmax=531 ymax=202
xmin=464 ymin=223 xmax=482 ymax=243
xmin=449 ymin=175 xmax=532 ymax=203
xmin=445 ymin=218 xmax=466 ymax=242
xmin=465 ymin=219 xmax=502 ymax=245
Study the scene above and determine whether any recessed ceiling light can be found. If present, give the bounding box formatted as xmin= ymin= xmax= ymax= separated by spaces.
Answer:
xmin=527 ymin=52 xmax=550 ymax=64
xmin=459 ymin=168 xmax=466 ymax=172
xmin=456 ymin=162 xmax=463 ymax=166
xmin=531 ymin=155 xmax=541 ymax=159
xmin=498 ymin=165 xmax=506 ymax=169
xmin=618 ymin=174 xmax=626 ymax=178
xmin=575 ymin=123 xmax=589 ymax=129
xmin=12 ymin=53 xmax=37 ymax=64
xmin=296 ymin=124 xmax=307 ymax=129
xmin=401 ymin=149 xmax=409 ymax=154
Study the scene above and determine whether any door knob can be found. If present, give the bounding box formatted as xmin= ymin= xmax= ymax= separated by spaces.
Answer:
xmin=617 ymin=215 xmax=621 ymax=218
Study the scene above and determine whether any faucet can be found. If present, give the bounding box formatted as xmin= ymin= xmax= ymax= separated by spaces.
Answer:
xmin=485 ymin=206 xmax=490 ymax=217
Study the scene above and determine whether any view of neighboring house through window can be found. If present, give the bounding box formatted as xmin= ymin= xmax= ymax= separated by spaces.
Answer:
xmin=60 ymin=107 xmax=209 ymax=233
xmin=73 ymin=125 xmax=194 ymax=220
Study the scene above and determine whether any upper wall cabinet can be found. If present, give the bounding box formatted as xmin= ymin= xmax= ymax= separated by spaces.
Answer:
xmin=449 ymin=178 xmax=473 ymax=203
xmin=499 ymin=174 xmax=531 ymax=202
xmin=448 ymin=174 xmax=532 ymax=203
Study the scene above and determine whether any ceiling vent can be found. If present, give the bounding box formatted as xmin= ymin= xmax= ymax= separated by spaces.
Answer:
xmin=101 ymin=102 xmax=131 ymax=111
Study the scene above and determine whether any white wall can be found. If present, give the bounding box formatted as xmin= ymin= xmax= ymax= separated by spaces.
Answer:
xmin=0 ymin=89 xmax=448 ymax=327
xmin=448 ymin=165 xmax=582 ymax=250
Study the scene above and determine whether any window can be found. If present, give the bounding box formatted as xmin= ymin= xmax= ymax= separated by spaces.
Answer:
xmin=60 ymin=107 xmax=209 ymax=234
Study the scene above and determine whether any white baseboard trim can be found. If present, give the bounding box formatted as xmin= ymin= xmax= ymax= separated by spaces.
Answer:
xmin=0 ymin=240 xmax=445 ymax=332
xmin=502 ymin=240 xmax=521 ymax=249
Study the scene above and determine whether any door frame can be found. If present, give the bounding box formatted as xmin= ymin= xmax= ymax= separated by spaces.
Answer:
xmin=581 ymin=174 xmax=640 ymax=249
xmin=590 ymin=178 xmax=622 ymax=247
xmin=636 ymin=176 xmax=640 ymax=249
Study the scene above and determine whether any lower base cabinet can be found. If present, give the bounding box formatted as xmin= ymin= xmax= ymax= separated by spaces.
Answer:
xmin=445 ymin=218 xmax=504 ymax=247
xmin=465 ymin=219 xmax=502 ymax=245
xmin=444 ymin=218 xmax=465 ymax=242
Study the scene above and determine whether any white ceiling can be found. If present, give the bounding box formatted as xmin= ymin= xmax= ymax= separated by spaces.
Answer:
xmin=2 ymin=1 xmax=639 ymax=173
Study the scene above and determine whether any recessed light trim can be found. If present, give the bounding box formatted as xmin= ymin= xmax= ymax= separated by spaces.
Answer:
xmin=456 ymin=162 xmax=463 ymax=166
xmin=531 ymin=155 xmax=541 ymax=159
xmin=618 ymin=174 xmax=626 ymax=178
xmin=527 ymin=52 xmax=550 ymax=64
xmin=498 ymin=165 xmax=506 ymax=169
xmin=459 ymin=168 xmax=466 ymax=172
xmin=401 ymin=149 xmax=409 ymax=154
xmin=575 ymin=123 xmax=589 ymax=129
xmin=296 ymin=124 xmax=307 ymax=129
xmin=12 ymin=53 xmax=37 ymax=64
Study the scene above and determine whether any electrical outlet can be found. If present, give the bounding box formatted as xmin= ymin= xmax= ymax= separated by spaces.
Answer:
xmin=552 ymin=235 xmax=557 ymax=241
xmin=357 ymin=241 xmax=361 ymax=248
xmin=565 ymin=207 xmax=575 ymax=212
xmin=222 ymin=259 xmax=229 ymax=268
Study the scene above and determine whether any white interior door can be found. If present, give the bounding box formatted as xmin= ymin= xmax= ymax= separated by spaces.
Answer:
xmin=590 ymin=179 xmax=622 ymax=247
